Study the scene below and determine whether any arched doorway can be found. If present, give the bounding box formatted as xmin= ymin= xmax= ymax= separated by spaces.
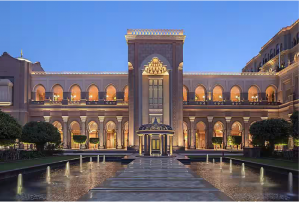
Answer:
xmin=230 ymin=86 xmax=241 ymax=102
xmin=196 ymin=122 xmax=206 ymax=149
xmin=52 ymin=84 xmax=63 ymax=101
xmin=70 ymin=121 xmax=81 ymax=149
xmin=213 ymin=85 xmax=223 ymax=101
xmin=106 ymin=85 xmax=116 ymax=101
xmin=123 ymin=122 xmax=129 ymax=148
xmin=195 ymin=86 xmax=206 ymax=101
xmin=183 ymin=86 xmax=188 ymax=101
xmin=70 ymin=85 xmax=81 ymax=101
xmin=106 ymin=121 xmax=116 ymax=149
xmin=88 ymin=121 xmax=98 ymax=149
xmin=88 ymin=85 xmax=99 ymax=101
xmin=249 ymin=121 xmax=256 ymax=148
xmin=231 ymin=121 xmax=242 ymax=136
xmin=34 ymin=85 xmax=45 ymax=101
xmin=52 ymin=121 xmax=63 ymax=144
xmin=266 ymin=86 xmax=276 ymax=102
xmin=248 ymin=86 xmax=259 ymax=102
xmin=214 ymin=121 xmax=224 ymax=149
xmin=183 ymin=122 xmax=188 ymax=149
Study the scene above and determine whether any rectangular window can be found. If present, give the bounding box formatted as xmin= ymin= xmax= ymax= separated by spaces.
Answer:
xmin=149 ymin=79 xmax=163 ymax=109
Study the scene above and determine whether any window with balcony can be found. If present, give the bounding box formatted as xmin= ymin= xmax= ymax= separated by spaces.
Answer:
xmin=88 ymin=84 xmax=99 ymax=101
xmin=230 ymin=86 xmax=241 ymax=102
xmin=70 ymin=85 xmax=81 ymax=101
xmin=248 ymin=86 xmax=259 ymax=102
xmin=266 ymin=86 xmax=276 ymax=102
xmin=106 ymin=85 xmax=116 ymax=101
xmin=35 ymin=85 xmax=45 ymax=101
xmin=124 ymin=85 xmax=129 ymax=102
xmin=213 ymin=85 xmax=223 ymax=101
xmin=52 ymin=84 xmax=63 ymax=101
xmin=183 ymin=86 xmax=188 ymax=101
xmin=195 ymin=85 xmax=205 ymax=101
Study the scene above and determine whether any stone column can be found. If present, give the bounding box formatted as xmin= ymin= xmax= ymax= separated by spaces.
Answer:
xmin=117 ymin=116 xmax=123 ymax=149
xmin=98 ymin=116 xmax=105 ymax=149
xmin=170 ymin=135 xmax=173 ymax=156
xmin=163 ymin=134 xmax=168 ymax=156
xmin=80 ymin=116 xmax=87 ymax=149
xmin=43 ymin=116 xmax=50 ymax=122
xmin=243 ymin=117 xmax=250 ymax=148
xmin=189 ymin=117 xmax=196 ymax=149
xmin=160 ymin=134 xmax=163 ymax=155
xmin=62 ymin=116 xmax=69 ymax=149
xmin=144 ymin=134 xmax=150 ymax=156
xmin=149 ymin=135 xmax=152 ymax=155
xmin=225 ymin=117 xmax=231 ymax=149
xmin=207 ymin=116 xmax=214 ymax=149
xmin=139 ymin=135 xmax=143 ymax=155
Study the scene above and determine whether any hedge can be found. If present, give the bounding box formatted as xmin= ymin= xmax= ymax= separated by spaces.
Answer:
xmin=73 ymin=135 xmax=87 ymax=144
xmin=89 ymin=138 xmax=99 ymax=144
xmin=227 ymin=135 xmax=242 ymax=146
xmin=212 ymin=137 xmax=223 ymax=145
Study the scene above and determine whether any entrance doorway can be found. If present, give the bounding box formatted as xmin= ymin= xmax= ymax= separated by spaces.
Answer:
xmin=152 ymin=139 xmax=160 ymax=151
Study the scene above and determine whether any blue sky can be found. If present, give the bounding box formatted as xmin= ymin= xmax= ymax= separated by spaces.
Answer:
xmin=0 ymin=1 xmax=298 ymax=72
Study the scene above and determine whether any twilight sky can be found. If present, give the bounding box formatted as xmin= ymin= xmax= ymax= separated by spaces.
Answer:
xmin=0 ymin=1 xmax=298 ymax=72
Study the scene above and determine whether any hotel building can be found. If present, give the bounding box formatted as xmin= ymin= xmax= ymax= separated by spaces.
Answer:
xmin=0 ymin=21 xmax=299 ymax=151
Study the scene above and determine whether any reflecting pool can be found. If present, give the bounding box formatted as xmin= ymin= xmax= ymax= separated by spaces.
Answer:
xmin=0 ymin=162 xmax=123 ymax=201
xmin=189 ymin=161 xmax=299 ymax=201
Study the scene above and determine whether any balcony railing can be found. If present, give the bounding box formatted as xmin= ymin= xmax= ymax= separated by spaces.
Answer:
xmin=30 ymin=101 xmax=44 ymax=105
xmin=184 ymin=100 xmax=281 ymax=106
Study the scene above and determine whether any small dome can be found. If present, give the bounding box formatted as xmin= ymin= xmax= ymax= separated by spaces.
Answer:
xmin=138 ymin=118 xmax=173 ymax=131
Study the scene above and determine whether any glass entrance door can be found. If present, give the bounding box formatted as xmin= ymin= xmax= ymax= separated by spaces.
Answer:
xmin=152 ymin=139 xmax=160 ymax=150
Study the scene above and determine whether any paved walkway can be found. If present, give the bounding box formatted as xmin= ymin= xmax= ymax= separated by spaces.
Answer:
xmin=80 ymin=157 xmax=231 ymax=201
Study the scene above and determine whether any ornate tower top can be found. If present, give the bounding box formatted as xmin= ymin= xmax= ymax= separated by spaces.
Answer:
xmin=125 ymin=29 xmax=186 ymax=43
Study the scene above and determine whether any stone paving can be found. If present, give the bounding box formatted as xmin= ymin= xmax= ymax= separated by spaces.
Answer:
xmin=80 ymin=157 xmax=232 ymax=201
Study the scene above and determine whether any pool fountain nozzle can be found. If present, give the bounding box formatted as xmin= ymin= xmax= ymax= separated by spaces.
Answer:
xmin=241 ymin=163 xmax=245 ymax=178
xmin=65 ymin=161 xmax=70 ymax=178
xmin=260 ymin=167 xmax=264 ymax=185
xmin=17 ymin=173 xmax=22 ymax=195
xmin=206 ymin=154 xmax=209 ymax=164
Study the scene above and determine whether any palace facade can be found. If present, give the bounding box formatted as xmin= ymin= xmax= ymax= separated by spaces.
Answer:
xmin=0 ymin=21 xmax=299 ymax=151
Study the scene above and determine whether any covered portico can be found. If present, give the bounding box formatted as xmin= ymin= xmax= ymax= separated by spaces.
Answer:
xmin=137 ymin=118 xmax=174 ymax=156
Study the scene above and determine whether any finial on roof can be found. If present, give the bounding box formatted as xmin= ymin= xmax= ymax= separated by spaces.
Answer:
xmin=21 ymin=49 xmax=23 ymax=58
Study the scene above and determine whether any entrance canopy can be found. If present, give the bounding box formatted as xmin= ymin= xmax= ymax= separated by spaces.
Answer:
xmin=137 ymin=118 xmax=174 ymax=135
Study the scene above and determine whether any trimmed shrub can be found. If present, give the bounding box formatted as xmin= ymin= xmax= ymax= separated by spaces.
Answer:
xmin=73 ymin=135 xmax=87 ymax=144
xmin=89 ymin=138 xmax=99 ymax=144
xmin=21 ymin=121 xmax=61 ymax=152
xmin=227 ymin=135 xmax=242 ymax=149
xmin=212 ymin=137 xmax=223 ymax=146
xmin=0 ymin=111 xmax=22 ymax=146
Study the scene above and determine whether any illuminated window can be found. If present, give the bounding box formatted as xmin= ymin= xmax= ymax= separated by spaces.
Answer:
xmin=248 ymin=86 xmax=259 ymax=102
xmin=214 ymin=121 xmax=223 ymax=137
xmin=231 ymin=121 xmax=242 ymax=136
xmin=52 ymin=84 xmax=63 ymax=101
xmin=149 ymin=79 xmax=163 ymax=107
xmin=266 ymin=86 xmax=276 ymax=102
xmin=196 ymin=122 xmax=206 ymax=149
xmin=106 ymin=121 xmax=116 ymax=149
xmin=230 ymin=86 xmax=241 ymax=102
xmin=88 ymin=85 xmax=99 ymax=101
xmin=70 ymin=121 xmax=81 ymax=149
xmin=35 ymin=85 xmax=45 ymax=101
xmin=52 ymin=121 xmax=63 ymax=143
xmin=183 ymin=86 xmax=188 ymax=101
xmin=213 ymin=85 xmax=223 ymax=101
xmin=106 ymin=85 xmax=116 ymax=101
xmin=195 ymin=85 xmax=205 ymax=101
xmin=88 ymin=121 xmax=98 ymax=149
xmin=183 ymin=122 xmax=188 ymax=149
xmin=124 ymin=86 xmax=129 ymax=102
xmin=70 ymin=85 xmax=81 ymax=101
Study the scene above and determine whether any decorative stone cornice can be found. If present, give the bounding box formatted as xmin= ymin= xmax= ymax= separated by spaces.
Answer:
xmin=98 ymin=116 xmax=105 ymax=122
xmin=225 ymin=117 xmax=231 ymax=123
xmin=261 ymin=117 xmax=268 ymax=120
xmin=62 ymin=116 xmax=69 ymax=123
xmin=117 ymin=116 xmax=123 ymax=122
xmin=207 ymin=116 xmax=214 ymax=123
xmin=44 ymin=116 xmax=50 ymax=122
xmin=80 ymin=116 xmax=87 ymax=122
xmin=143 ymin=57 xmax=168 ymax=75
xmin=243 ymin=117 xmax=250 ymax=123
xmin=189 ymin=116 xmax=196 ymax=122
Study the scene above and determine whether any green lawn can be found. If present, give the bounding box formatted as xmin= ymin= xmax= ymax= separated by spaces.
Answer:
xmin=187 ymin=155 xmax=299 ymax=170
xmin=0 ymin=156 xmax=79 ymax=172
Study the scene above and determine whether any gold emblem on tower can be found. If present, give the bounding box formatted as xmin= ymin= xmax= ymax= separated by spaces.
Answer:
xmin=144 ymin=57 xmax=167 ymax=75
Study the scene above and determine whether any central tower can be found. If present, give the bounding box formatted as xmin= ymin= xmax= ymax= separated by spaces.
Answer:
xmin=125 ymin=29 xmax=185 ymax=150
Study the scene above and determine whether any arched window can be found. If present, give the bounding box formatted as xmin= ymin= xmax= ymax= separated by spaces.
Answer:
xmin=270 ymin=49 xmax=273 ymax=59
xmin=196 ymin=122 xmax=206 ymax=149
xmin=124 ymin=86 xmax=129 ymax=103
xmin=231 ymin=121 xmax=242 ymax=136
xmin=266 ymin=86 xmax=276 ymax=102
xmin=70 ymin=85 xmax=81 ymax=101
xmin=214 ymin=121 xmax=224 ymax=137
xmin=276 ymin=44 xmax=280 ymax=55
xmin=195 ymin=85 xmax=205 ymax=101
xmin=35 ymin=85 xmax=45 ymax=101
xmin=183 ymin=86 xmax=188 ymax=101
xmin=52 ymin=121 xmax=63 ymax=143
xmin=230 ymin=86 xmax=241 ymax=102
xmin=52 ymin=84 xmax=63 ymax=101
xmin=213 ymin=85 xmax=223 ymax=101
xmin=106 ymin=85 xmax=116 ymax=101
xmin=88 ymin=85 xmax=99 ymax=101
xmin=70 ymin=121 xmax=81 ymax=149
xmin=106 ymin=121 xmax=116 ymax=148
xmin=248 ymin=86 xmax=259 ymax=102
xmin=88 ymin=121 xmax=98 ymax=149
